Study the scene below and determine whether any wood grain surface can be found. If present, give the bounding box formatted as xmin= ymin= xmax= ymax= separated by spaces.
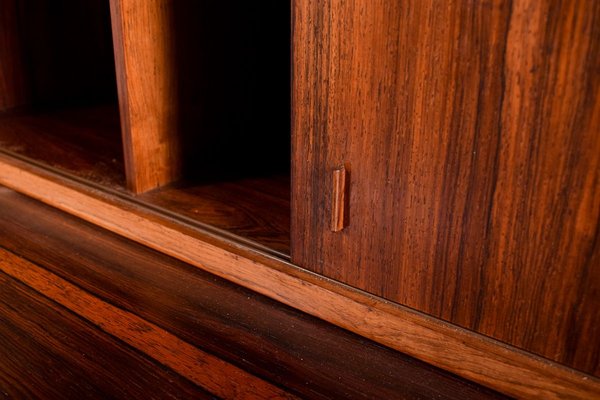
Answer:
xmin=0 ymin=106 xmax=287 ymax=251
xmin=331 ymin=166 xmax=347 ymax=232
xmin=110 ymin=0 xmax=290 ymax=193
xmin=1 ymin=154 xmax=598 ymax=399
xmin=0 ymin=187 xmax=504 ymax=400
xmin=0 ymin=248 xmax=294 ymax=400
xmin=138 ymin=175 xmax=290 ymax=255
xmin=0 ymin=105 xmax=125 ymax=188
xmin=0 ymin=270 xmax=215 ymax=399
xmin=110 ymin=0 xmax=182 ymax=193
xmin=291 ymin=0 xmax=600 ymax=376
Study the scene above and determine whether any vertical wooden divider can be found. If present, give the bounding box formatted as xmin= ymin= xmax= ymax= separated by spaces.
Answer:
xmin=109 ymin=0 xmax=181 ymax=194
xmin=0 ymin=0 xmax=29 ymax=111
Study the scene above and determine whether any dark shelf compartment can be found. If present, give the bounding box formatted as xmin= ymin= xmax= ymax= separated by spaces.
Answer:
xmin=131 ymin=1 xmax=292 ymax=254
xmin=0 ymin=105 xmax=125 ymax=188
xmin=0 ymin=0 xmax=291 ymax=255
xmin=0 ymin=0 xmax=124 ymax=187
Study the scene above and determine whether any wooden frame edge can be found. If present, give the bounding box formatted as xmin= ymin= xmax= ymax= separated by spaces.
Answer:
xmin=0 ymin=153 xmax=597 ymax=399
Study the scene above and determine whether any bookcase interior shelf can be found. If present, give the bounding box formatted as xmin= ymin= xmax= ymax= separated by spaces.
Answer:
xmin=0 ymin=0 xmax=124 ymax=188
xmin=0 ymin=0 xmax=291 ymax=254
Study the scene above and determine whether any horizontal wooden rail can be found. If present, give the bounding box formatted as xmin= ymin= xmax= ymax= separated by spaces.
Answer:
xmin=0 ymin=152 xmax=598 ymax=399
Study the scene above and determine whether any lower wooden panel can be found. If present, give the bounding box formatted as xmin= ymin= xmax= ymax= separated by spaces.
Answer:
xmin=0 ymin=188 xmax=503 ymax=399
xmin=0 ymin=154 xmax=598 ymax=399
xmin=0 ymin=249 xmax=294 ymax=399
xmin=0 ymin=270 xmax=214 ymax=399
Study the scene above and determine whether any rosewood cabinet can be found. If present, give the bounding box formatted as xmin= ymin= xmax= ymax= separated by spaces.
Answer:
xmin=0 ymin=0 xmax=598 ymax=398
xmin=292 ymin=0 xmax=599 ymax=378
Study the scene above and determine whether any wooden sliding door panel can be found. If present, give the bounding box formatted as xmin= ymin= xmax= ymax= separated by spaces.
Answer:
xmin=291 ymin=0 xmax=599 ymax=375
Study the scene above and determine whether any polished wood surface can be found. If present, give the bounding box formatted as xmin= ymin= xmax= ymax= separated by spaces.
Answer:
xmin=138 ymin=175 xmax=290 ymax=255
xmin=0 ymin=0 xmax=124 ymax=187
xmin=0 ymin=249 xmax=293 ymax=400
xmin=0 ymin=105 xmax=125 ymax=188
xmin=2 ymin=154 xmax=598 ymax=399
xmin=292 ymin=0 xmax=600 ymax=375
xmin=0 ymin=270 xmax=214 ymax=399
xmin=110 ymin=0 xmax=289 ymax=193
xmin=110 ymin=0 xmax=182 ymax=193
xmin=0 ymin=187 xmax=504 ymax=400
xmin=330 ymin=166 xmax=347 ymax=232
xmin=1 ymin=0 xmax=291 ymax=248
xmin=0 ymin=105 xmax=287 ymax=251
xmin=0 ymin=0 xmax=598 ymax=396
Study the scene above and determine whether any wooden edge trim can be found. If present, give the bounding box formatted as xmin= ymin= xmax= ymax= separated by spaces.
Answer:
xmin=0 ymin=154 xmax=598 ymax=399
xmin=0 ymin=248 xmax=295 ymax=400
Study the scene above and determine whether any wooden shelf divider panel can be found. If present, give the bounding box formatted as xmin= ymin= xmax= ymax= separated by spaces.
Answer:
xmin=110 ymin=0 xmax=181 ymax=194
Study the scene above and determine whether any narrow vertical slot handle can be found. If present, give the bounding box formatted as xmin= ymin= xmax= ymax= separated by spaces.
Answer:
xmin=331 ymin=166 xmax=347 ymax=232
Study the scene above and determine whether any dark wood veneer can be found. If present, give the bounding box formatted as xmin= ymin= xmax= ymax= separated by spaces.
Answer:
xmin=0 ymin=188 xmax=504 ymax=400
xmin=0 ymin=0 xmax=597 ymax=397
xmin=138 ymin=175 xmax=290 ymax=255
xmin=111 ymin=0 xmax=290 ymax=193
xmin=0 ymin=105 xmax=290 ymax=252
xmin=1 ymin=147 xmax=597 ymax=399
xmin=292 ymin=0 xmax=600 ymax=375
xmin=0 ymin=271 xmax=214 ymax=399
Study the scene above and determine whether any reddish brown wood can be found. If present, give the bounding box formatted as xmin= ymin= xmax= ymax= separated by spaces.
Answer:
xmin=0 ymin=271 xmax=213 ymax=399
xmin=0 ymin=248 xmax=294 ymax=399
xmin=138 ymin=175 xmax=290 ymax=255
xmin=292 ymin=0 xmax=600 ymax=375
xmin=110 ymin=0 xmax=290 ymax=194
xmin=109 ymin=0 xmax=182 ymax=194
xmin=0 ymin=105 xmax=125 ymax=188
xmin=331 ymin=166 xmax=347 ymax=232
xmin=0 ymin=0 xmax=124 ymax=186
xmin=1 ymin=152 xmax=598 ymax=399
xmin=0 ymin=188 xmax=505 ymax=400
xmin=0 ymin=105 xmax=287 ymax=251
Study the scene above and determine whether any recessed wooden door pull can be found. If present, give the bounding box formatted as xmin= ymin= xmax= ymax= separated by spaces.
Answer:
xmin=331 ymin=166 xmax=347 ymax=232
